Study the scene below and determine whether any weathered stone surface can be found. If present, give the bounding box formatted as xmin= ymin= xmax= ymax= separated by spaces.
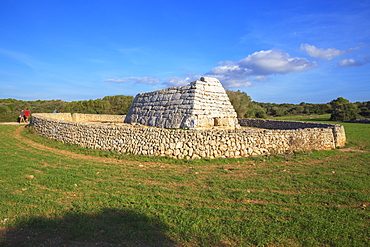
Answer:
xmin=30 ymin=113 xmax=346 ymax=160
xmin=124 ymin=77 xmax=238 ymax=129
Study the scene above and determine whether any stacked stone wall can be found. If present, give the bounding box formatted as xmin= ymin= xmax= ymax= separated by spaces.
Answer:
xmin=33 ymin=113 xmax=125 ymax=123
xmin=72 ymin=113 xmax=125 ymax=123
xmin=34 ymin=113 xmax=73 ymax=122
xmin=237 ymin=118 xmax=346 ymax=147
xmin=239 ymin=118 xmax=334 ymax=129
xmin=30 ymin=113 xmax=346 ymax=159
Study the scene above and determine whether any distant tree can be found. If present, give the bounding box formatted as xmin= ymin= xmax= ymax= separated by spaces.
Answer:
xmin=102 ymin=95 xmax=134 ymax=115
xmin=329 ymin=97 xmax=360 ymax=121
xmin=0 ymin=105 xmax=15 ymax=122
xmin=252 ymin=107 xmax=267 ymax=118
xmin=226 ymin=90 xmax=252 ymax=118
xmin=271 ymin=106 xmax=289 ymax=117
xmin=315 ymin=103 xmax=332 ymax=115
xmin=358 ymin=101 xmax=370 ymax=117
xmin=226 ymin=90 xmax=271 ymax=118
xmin=289 ymin=105 xmax=304 ymax=115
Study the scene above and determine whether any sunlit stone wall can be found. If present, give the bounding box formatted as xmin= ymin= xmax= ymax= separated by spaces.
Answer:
xmin=30 ymin=113 xmax=346 ymax=159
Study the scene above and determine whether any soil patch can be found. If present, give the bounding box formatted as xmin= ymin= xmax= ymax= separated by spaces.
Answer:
xmin=337 ymin=147 xmax=369 ymax=153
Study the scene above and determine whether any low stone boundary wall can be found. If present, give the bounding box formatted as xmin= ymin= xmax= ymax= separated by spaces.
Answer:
xmin=238 ymin=118 xmax=334 ymax=129
xmin=36 ymin=113 xmax=73 ymax=121
xmin=72 ymin=113 xmax=125 ymax=123
xmin=238 ymin=118 xmax=346 ymax=147
xmin=29 ymin=113 xmax=346 ymax=159
xmin=33 ymin=113 xmax=125 ymax=123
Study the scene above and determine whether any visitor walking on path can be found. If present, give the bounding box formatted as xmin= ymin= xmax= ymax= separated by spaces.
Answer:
xmin=24 ymin=108 xmax=30 ymax=122
xmin=19 ymin=110 xmax=25 ymax=123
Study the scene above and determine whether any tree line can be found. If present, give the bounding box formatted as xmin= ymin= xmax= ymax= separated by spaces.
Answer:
xmin=0 ymin=95 xmax=134 ymax=122
xmin=0 ymin=91 xmax=369 ymax=122
xmin=227 ymin=90 xmax=369 ymax=121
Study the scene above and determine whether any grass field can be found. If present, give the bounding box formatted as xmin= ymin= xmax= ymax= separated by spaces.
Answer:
xmin=0 ymin=116 xmax=369 ymax=246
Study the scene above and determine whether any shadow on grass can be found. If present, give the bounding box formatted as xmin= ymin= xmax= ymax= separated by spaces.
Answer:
xmin=1 ymin=208 xmax=175 ymax=246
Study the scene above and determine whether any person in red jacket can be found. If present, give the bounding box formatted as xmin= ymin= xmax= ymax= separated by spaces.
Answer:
xmin=24 ymin=108 xmax=30 ymax=122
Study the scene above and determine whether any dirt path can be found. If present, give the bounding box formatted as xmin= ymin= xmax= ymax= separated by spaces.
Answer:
xmin=337 ymin=147 xmax=369 ymax=153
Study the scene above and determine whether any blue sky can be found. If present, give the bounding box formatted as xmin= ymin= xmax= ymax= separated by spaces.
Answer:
xmin=1 ymin=0 xmax=369 ymax=103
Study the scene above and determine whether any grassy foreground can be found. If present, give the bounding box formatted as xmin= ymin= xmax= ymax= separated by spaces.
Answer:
xmin=0 ymin=118 xmax=369 ymax=246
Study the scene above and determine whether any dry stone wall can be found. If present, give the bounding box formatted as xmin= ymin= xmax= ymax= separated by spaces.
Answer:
xmin=30 ymin=113 xmax=346 ymax=159
xmin=36 ymin=113 xmax=73 ymax=121
xmin=72 ymin=113 xmax=125 ymax=123
xmin=37 ymin=113 xmax=125 ymax=123
xmin=238 ymin=118 xmax=346 ymax=147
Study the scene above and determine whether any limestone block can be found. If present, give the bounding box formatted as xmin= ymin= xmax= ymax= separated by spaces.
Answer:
xmin=124 ymin=77 xmax=238 ymax=129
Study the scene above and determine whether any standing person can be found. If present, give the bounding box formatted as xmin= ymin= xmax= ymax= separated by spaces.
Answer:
xmin=19 ymin=110 xmax=25 ymax=123
xmin=24 ymin=108 xmax=30 ymax=122
xmin=52 ymin=109 xmax=57 ymax=113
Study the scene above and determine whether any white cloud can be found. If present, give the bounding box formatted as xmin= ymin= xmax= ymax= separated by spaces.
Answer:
xmin=338 ymin=58 xmax=368 ymax=67
xmin=105 ymin=49 xmax=317 ymax=90
xmin=254 ymin=75 xmax=269 ymax=82
xmin=238 ymin=49 xmax=317 ymax=74
xmin=206 ymin=49 xmax=316 ymax=88
xmin=208 ymin=62 xmax=252 ymax=80
xmin=206 ymin=74 xmax=254 ymax=88
xmin=163 ymin=74 xmax=201 ymax=87
xmin=104 ymin=77 xmax=160 ymax=85
xmin=163 ymin=77 xmax=190 ymax=87
xmin=300 ymin=43 xmax=358 ymax=60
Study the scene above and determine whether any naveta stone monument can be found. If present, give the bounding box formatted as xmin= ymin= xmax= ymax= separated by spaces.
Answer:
xmin=124 ymin=77 xmax=239 ymax=129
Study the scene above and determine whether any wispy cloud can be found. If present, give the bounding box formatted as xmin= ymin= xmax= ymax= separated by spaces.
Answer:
xmin=0 ymin=48 xmax=44 ymax=68
xmin=338 ymin=58 xmax=362 ymax=67
xmin=87 ymin=59 xmax=109 ymax=64
xmin=104 ymin=77 xmax=160 ymax=85
xmin=117 ymin=47 xmax=144 ymax=54
xmin=254 ymin=75 xmax=269 ymax=82
xmin=300 ymin=44 xmax=359 ymax=60
xmin=338 ymin=56 xmax=370 ymax=67
xmin=163 ymin=76 xmax=198 ymax=87
xmin=207 ymin=75 xmax=254 ymax=88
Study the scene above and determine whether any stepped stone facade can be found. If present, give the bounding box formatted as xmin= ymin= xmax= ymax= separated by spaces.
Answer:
xmin=124 ymin=77 xmax=239 ymax=129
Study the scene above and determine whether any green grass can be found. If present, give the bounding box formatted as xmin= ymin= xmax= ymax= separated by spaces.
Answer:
xmin=268 ymin=114 xmax=332 ymax=122
xmin=0 ymin=121 xmax=369 ymax=246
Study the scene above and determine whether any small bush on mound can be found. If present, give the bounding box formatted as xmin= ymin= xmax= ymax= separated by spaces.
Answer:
xmin=330 ymin=97 xmax=360 ymax=121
